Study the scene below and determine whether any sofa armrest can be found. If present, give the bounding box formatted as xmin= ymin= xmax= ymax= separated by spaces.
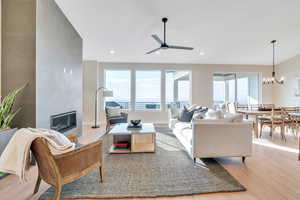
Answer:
xmin=192 ymin=121 xmax=253 ymax=158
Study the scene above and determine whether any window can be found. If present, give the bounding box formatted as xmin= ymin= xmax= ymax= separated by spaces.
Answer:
xmin=136 ymin=71 xmax=161 ymax=110
xmin=166 ymin=71 xmax=191 ymax=108
xmin=105 ymin=70 xmax=131 ymax=109
xmin=213 ymin=73 xmax=260 ymax=107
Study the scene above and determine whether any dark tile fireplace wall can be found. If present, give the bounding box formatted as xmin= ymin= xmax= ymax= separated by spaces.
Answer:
xmin=50 ymin=111 xmax=77 ymax=133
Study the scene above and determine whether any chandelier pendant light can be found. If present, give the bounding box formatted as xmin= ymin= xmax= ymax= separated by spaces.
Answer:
xmin=262 ymin=40 xmax=284 ymax=85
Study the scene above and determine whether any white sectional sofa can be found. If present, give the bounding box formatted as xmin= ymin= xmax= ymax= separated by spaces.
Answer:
xmin=169 ymin=108 xmax=253 ymax=162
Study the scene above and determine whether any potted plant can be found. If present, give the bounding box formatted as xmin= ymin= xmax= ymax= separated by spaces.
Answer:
xmin=0 ymin=86 xmax=25 ymax=179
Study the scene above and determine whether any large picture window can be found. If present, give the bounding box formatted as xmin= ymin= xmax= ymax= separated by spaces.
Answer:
xmin=166 ymin=71 xmax=191 ymax=108
xmin=136 ymin=71 xmax=161 ymax=110
xmin=105 ymin=70 xmax=131 ymax=109
xmin=213 ymin=73 xmax=260 ymax=107
xmin=104 ymin=69 xmax=191 ymax=111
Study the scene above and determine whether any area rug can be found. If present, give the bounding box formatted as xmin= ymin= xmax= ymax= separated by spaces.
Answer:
xmin=40 ymin=127 xmax=245 ymax=199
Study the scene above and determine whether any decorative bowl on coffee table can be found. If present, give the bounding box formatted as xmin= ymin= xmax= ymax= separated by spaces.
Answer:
xmin=130 ymin=120 xmax=141 ymax=127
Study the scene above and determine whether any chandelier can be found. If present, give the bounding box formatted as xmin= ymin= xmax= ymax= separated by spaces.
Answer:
xmin=262 ymin=40 xmax=284 ymax=85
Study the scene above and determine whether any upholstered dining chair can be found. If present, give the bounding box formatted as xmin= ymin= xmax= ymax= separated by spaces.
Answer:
xmin=31 ymin=133 xmax=103 ymax=200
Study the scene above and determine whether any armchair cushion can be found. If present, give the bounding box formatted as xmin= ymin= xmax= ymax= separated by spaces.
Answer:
xmin=109 ymin=112 xmax=128 ymax=125
xmin=106 ymin=106 xmax=121 ymax=117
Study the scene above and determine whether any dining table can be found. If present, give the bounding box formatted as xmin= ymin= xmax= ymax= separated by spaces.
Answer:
xmin=236 ymin=110 xmax=272 ymax=138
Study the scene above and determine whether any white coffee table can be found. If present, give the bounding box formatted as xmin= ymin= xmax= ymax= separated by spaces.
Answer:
xmin=108 ymin=123 xmax=156 ymax=154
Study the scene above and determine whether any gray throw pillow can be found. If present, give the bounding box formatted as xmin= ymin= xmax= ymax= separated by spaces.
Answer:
xmin=178 ymin=107 xmax=194 ymax=122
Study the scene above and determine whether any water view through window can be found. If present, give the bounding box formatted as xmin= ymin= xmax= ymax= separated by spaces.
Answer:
xmin=105 ymin=70 xmax=191 ymax=110
xmin=136 ymin=71 xmax=161 ymax=110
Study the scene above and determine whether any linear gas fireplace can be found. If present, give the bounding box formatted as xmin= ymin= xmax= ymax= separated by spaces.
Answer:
xmin=50 ymin=111 xmax=77 ymax=133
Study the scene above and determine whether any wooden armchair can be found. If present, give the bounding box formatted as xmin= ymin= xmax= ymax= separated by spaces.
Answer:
xmin=31 ymin=133 xmax=103 ymax=200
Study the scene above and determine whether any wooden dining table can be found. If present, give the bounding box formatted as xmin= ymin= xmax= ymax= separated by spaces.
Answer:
xmin=237 ymin=109 xmax=300 ymax=160
xmin=237 ymin=110 xmax=272 ymax=138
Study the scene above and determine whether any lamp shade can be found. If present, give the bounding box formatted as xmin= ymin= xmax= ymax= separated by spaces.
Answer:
xmin=102 ymin=90 xmax=113 ymax=97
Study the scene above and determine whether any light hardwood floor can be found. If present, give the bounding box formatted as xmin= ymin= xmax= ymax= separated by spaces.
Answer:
xmin=0 ymin=125 xmax=299 ymax=200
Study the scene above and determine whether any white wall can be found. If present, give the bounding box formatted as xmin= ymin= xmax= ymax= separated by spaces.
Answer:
xmin=273 ymin=54 xmax=300 ymax=106
xmin=83 ymin=61 xmax=273 ymax=125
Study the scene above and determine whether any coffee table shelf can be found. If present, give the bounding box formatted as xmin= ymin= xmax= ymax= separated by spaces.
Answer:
xmin=108 ymin=123 xmax=156 ymax=154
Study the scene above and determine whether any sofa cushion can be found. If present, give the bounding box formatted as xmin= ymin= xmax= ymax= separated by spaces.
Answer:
xmin=205 ymin=109 xmax=224 ymax=119
xmin=181 ymin=128 xmax=193 ymax=145
xmin=174 ymin=122 xmax=192 ymax=131
xmin=169 ymin=118 xmax=180 ymax=129
xmin=224 ymin=113 xmax=243 ymax=122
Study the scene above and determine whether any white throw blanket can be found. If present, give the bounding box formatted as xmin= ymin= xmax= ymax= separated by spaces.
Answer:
xmin=0 ymin=128 xmax=75 ymax=182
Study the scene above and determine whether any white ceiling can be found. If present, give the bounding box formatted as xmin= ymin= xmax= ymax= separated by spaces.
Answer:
xmin=55 ymin=0 xmax=300 ymax=65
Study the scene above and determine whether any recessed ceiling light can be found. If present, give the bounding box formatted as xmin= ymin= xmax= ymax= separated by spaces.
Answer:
xmin=199 ymin=51 xmax=205 ymax=56
xmin=155 ymin=51 xmax=160 ymax=55
xmin=109 ymin=50 xmax=115 ymax=54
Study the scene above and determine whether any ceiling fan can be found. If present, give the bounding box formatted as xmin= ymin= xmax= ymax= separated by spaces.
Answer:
xmin=146 ymin=17 xmax=194 ymax=54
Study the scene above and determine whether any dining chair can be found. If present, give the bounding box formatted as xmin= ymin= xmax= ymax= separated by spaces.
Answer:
xmin=259 ymin=108 xmax=286 ymax=140
xmin=281 ymin=107 xmax=298 ymax=137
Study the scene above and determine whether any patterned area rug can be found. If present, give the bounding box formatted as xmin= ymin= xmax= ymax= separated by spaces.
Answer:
xmin=40 ymin=127 xmax=245 ymax=199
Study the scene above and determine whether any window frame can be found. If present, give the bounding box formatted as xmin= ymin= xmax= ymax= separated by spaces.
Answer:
xmin=165 ymin=70 xmax=192 ymax=110
xmin=213 ymin=72 xmax=261 ymax=106
xmin=103 ymin=68 xmax=192 ymax=112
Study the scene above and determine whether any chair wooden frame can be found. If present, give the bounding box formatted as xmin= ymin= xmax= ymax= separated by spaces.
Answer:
xmin=259 ymin=108 xmax=286 ymax=140
xmin=31 ymin=133 xmax=103 ymax=200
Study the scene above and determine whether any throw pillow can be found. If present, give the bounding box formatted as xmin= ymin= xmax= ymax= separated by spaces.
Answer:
xmin=205 ymin=109 xmax=224 ymax=119
xmin=170 ymin=107 xmax=180 ymax=119
xmin=178 ymin=106 xmax=194 ymax=122
xmin=224 ymin=113 xmax=243 ymax=122
xmin=193 ymin=107 xmax=208 ymax=120
xmin=106 ymin=106 xmax=121 ymax=117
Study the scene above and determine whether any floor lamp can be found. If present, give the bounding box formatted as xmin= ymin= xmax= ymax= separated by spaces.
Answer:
xmin=92 ymin=87 xmax=113 ymax=129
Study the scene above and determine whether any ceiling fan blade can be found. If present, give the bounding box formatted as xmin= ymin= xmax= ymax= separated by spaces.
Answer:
xmin=151 ymin=34 xmax=163 ymax=45
xmin=168 ymin=45 xmax=194 ymax=50
xmin=146 ymin=47 xmax=161 ymax=54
